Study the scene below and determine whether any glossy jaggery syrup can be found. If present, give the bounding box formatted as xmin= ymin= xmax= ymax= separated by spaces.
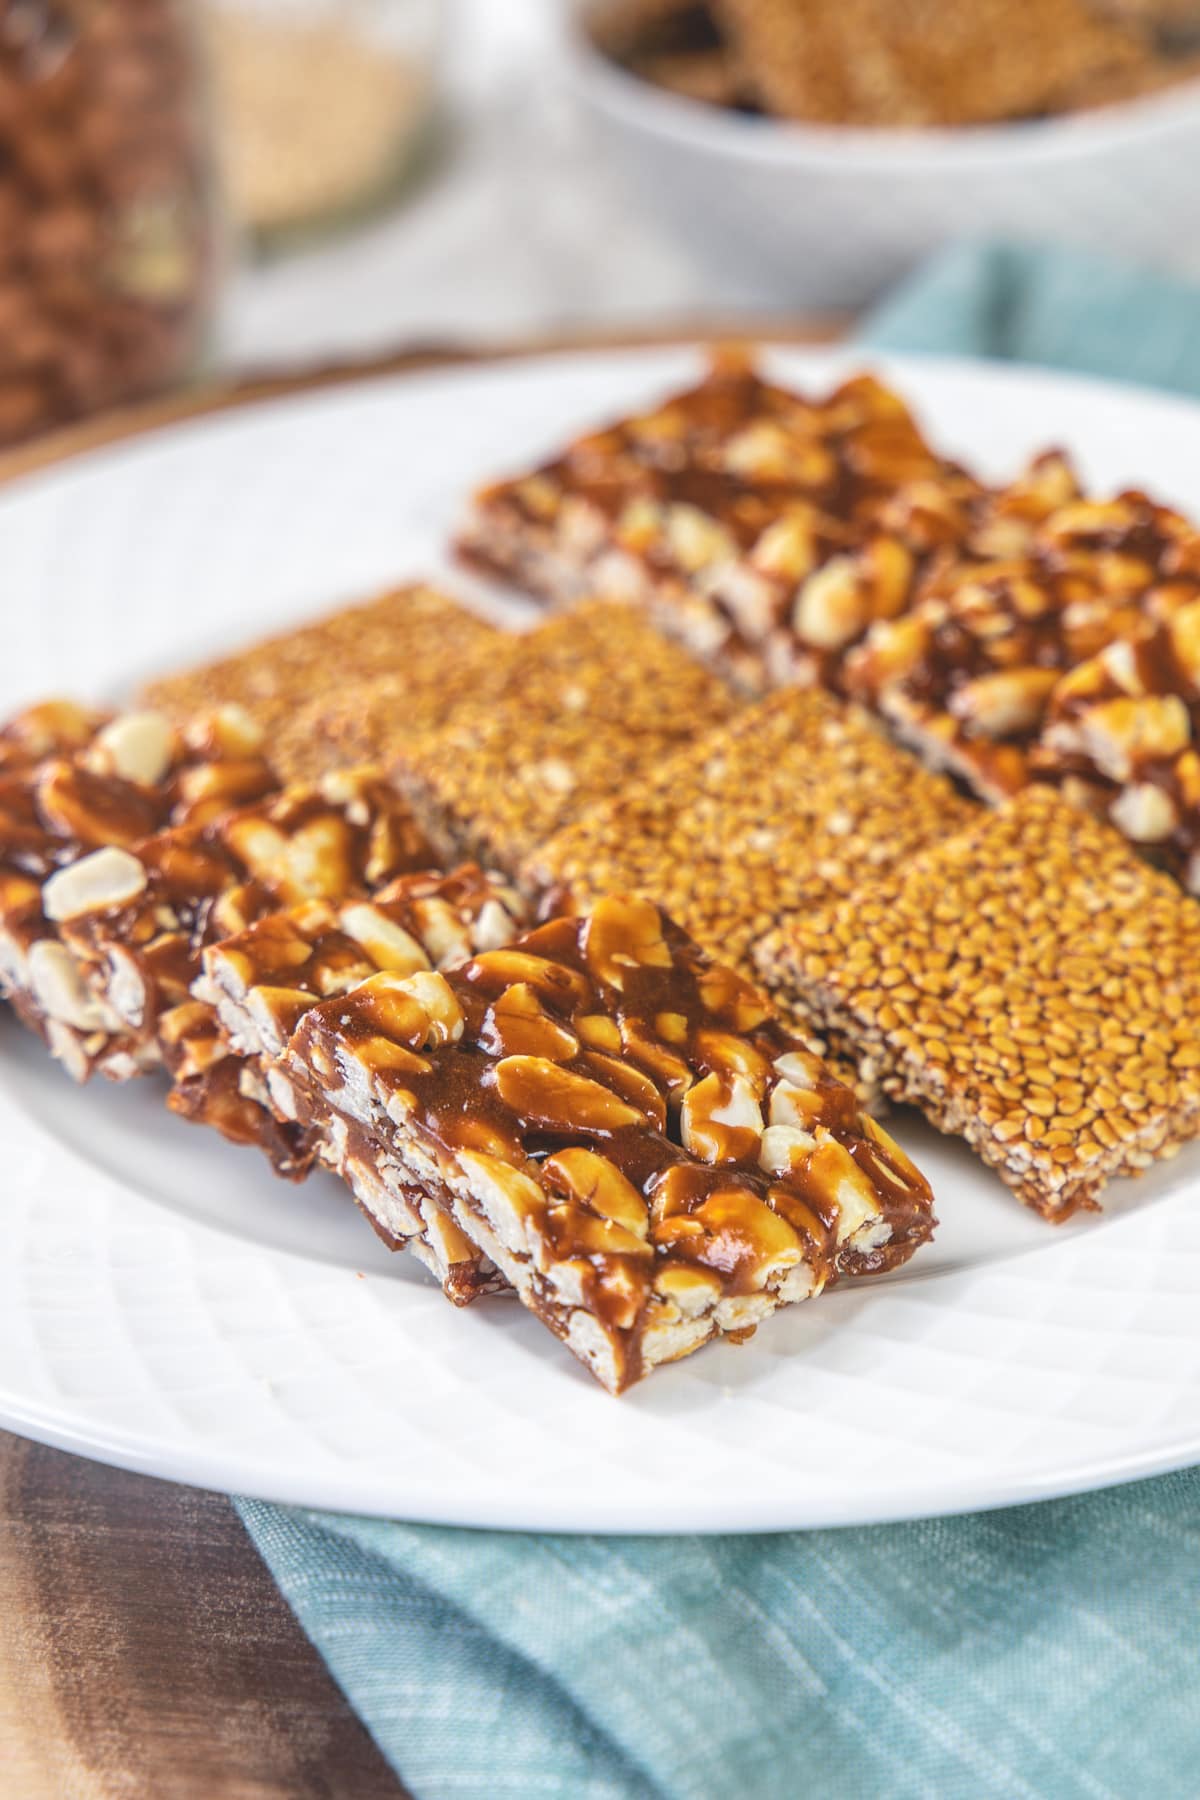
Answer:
xmin=209 ymin=865 xmax=523 ymax=1018
xmin=498 ymin=359 xmax=955 ymax=545
xmin=1037 ymin=597 xmax=1200 ymax=882
xmin=61 ymin=778 xmax=442 ymax=1030
xmin=0 ymin=707 xmax=280 ymax=894
xmin=0 ymin=701 xmax=110 ymax=774
xmin=169 ymin=866 xmax=527 ymax=1198
xmin=289 ymin=902 xmax=934 ymax=1380
xmin=0 ymin=771 xmax=68 ymax=876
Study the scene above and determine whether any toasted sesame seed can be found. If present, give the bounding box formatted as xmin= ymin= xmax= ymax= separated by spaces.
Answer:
xmin=757 ymin=786 xmax=1200 ymax=1220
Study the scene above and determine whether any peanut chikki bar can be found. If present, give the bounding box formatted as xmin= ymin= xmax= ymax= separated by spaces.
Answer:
xmin=140 ymin=586 xmax=501 ymax=783
xmin=1034 ymin=596 xmax=1200 ymax=891
xmin=845 ymin=468 xmax=1200 ymax=801
xmin=282 ymin=897 xmax=936 ymax=1391
xmin=756 ymin=786 xmax=1200 ymax=1221
xmin=195 ymin=867 xmax=529 ymax=1293
xmin=389 ymin=601 xmax=738 ymax=879
xmin=457 ymin=352 xmax=981 ymax=693
xmin=524 ymin=687 xmax=976 ymax=995
xmin=0 ymin=699 xmax=111 ymax=773
xmin=172 ymin=865 xmax=528 ymax=1213
xmin=0 ymin=705 xmax=277 ymax=1078
xmin=38 ymin=770 xmax=435 ymax=1094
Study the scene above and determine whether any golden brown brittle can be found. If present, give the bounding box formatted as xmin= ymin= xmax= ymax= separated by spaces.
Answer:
xmin=285 ymin=896 xmax=934 ymax=1390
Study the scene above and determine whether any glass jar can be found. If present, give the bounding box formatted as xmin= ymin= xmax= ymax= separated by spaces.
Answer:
xmin=202 ymin=0 xmax=442 ymax=251
xmin=0 ymin=0 xmax=218 ymax=448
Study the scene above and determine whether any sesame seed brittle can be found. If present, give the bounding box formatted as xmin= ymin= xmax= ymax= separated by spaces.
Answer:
xmin=525 ymin=686 xmax=976 ymax=991
xmin=389 ymin=601 xmax=738 ymax=879
xmin=283 ymin=897 xmax=935 ymax=1392
xmin=711 ymin=0 xmax=1151 ymax=127
xmin=756 ymin=787 xmax=1200 ymax=1221
xmin=140 ymin=585 xmax=501 ymax=781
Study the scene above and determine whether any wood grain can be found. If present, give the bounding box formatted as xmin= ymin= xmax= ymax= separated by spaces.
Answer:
xmin=0 ymin=1430 xmax=406 ymax=1800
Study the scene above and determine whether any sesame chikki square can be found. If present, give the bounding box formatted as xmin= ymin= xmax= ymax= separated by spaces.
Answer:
xmin=282 ymin=897 xmax=935 ymax=1392
xmin=524 ymin=688 xmax=977 ymax=986
xmin=140 ymin=586 xmax=501 ymax=782
xmin=388 ymin=601 xmax=738 ymax=879
xmin=712 ymin=0 xmax=1148 ymax=127
xmin=755 ymin=786 xmax=1200 ymax=1221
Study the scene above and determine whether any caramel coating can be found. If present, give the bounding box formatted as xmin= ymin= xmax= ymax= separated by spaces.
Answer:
xmin=286 ymin=896 xmax=935 ymax=1392
xmin=0 ymin=703 xmax=278 ymax=1081
xmin=167 ymin=863 xmax=528 ymax=1206
xmin=1035 ymin=595 xmax=1200 ymax=891
xmin=847 ymin=465 xmax=1200 ymax=801
xmin=757 ymin=786 xmax=1200 ymax=1220
xmin=58 ymin=769 xmax=439 ymax=1051
xmin=457 ymin=353 xmax=981 ymax=692
xmin=0 ymin=699 xmax=110 ymax=773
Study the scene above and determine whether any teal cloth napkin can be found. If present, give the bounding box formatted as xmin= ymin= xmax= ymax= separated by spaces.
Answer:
xmin=238 ymin=242 xmax=1200 ymax=1800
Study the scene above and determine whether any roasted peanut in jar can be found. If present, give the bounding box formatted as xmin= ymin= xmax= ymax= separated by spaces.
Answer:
xmin=0 ymin=0 xmax=217 ymax=447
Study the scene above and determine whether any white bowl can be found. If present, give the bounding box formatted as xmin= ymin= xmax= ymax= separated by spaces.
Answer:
xmin=563 ymin=11 xmax=1200 ymax=309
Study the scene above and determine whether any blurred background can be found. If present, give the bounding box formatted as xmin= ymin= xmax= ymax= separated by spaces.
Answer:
xmin=2 ymin=0 xmax=1200 ymax=449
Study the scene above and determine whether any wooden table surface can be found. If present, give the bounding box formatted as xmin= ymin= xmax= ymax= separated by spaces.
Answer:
xmin=0 ymin=318 xmax=840 ymax=1799
xmin=0 ymin=1431 xmax=408 ymax=1800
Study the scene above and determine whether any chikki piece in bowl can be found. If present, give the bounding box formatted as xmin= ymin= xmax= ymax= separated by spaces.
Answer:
xmin=712 ymin=0 xmax=1149 ymax=127
xmin=756 ymin=786 xmax=1200 ymax=1222
xmin=525 ymin=686 xmax=976 ymax=995
xmin=1034 ymin=595 xmax=1200 ymax=892
xmin=140 ymin=585 xmax=501 ymax=781
xmin=457 ymin=351 xmax=981 ymax=692
xmin=846 ymin=470 xmax=1200 ymax=802
xmin=389 ymin=600 xmax=738 ymax=879
xmin=0 ymin=703 xmax=277 ymax=1079
xmin=282 ymin=897 xmax=935 ymax=1393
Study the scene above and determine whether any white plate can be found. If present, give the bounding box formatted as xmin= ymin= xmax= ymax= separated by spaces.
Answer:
xmin=5 ymin=346 xmax=1200 ymax=1533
